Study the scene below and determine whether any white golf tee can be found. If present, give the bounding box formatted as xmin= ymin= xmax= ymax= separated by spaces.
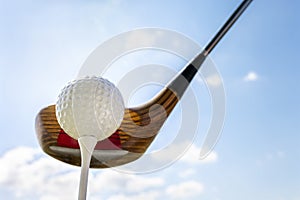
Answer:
xmin=78 ymin=136 xmax=97 ymax=200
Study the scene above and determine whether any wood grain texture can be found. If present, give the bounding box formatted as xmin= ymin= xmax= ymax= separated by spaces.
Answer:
xmin=35 ymin=87 xmax=179 ymax=168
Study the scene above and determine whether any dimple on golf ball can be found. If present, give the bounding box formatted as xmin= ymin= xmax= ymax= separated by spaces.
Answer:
xmin=55 ymin=76 xmax=124 ymax=141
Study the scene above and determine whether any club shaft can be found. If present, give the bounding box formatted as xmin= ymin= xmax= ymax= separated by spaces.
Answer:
xmin=203 ymin=0 xmax=253 ymax=56
xmin=167 ymin=0 xmax=253 ymax=97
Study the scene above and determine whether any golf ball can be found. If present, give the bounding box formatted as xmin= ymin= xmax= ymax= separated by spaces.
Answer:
xmin=56 ymin=76 xmax=124 ymax=141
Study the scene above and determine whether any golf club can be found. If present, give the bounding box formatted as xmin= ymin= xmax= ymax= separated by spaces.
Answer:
xmin=35 ymin=0 xmax=253 ymax=168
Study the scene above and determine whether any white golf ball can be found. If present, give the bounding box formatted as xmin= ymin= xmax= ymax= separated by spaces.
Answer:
xmin=55 ymin=76 xmax=124 ymax=141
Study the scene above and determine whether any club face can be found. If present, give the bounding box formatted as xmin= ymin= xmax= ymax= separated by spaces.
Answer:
xmin=35 ymin=88 xmax=179 ymax=168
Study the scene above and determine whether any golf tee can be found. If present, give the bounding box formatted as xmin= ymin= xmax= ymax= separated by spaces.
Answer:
xmin=78 ymin=136 xmax=97 ymax=200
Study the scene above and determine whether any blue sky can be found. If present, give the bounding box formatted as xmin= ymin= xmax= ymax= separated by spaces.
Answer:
xmin=1 ymin=0 xmax=300 ymax=199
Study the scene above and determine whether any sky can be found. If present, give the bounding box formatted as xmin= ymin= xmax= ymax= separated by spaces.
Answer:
xmin=1 ymin=0 xmax=300 ymax=199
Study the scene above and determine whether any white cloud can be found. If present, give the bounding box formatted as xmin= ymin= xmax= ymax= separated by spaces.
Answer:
xmin=0 ymin=146 xmax=79 ymax=200
xmin=105 ymin=191 xmax=160 ymax=200
xmin=256 ymin=150 xmax=286 ymax=167
xmin=244 ymin=71 xmax=258 ymax=81
xmin=266 ymin=151 xmax=286 ymax=160
xmin=90 ymin=170 xmax=165 ymax=193
xmin=277 ymin=151 xmax=285 ymax=158
xmin=180 ymin=144 xmax=218 ymax=164
xmin=206 ymin=74 xmax=222 ymax=87
xmin=147 ymin=143 xmax=218 ymax=168
xmin=0 ymin=146 xmax=216 ymax=199
xmin=166 ymin=180 xmax=204 ymax=199
xmin=0 ymin=146 xmax=166 ymax=200
xmin=199 ymin=151 xmax=218 ymax=163
xmin=179 ymin=168 xmax=196 ymax=178
xmin=194 ymin=73 xmax=223 ymax=87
